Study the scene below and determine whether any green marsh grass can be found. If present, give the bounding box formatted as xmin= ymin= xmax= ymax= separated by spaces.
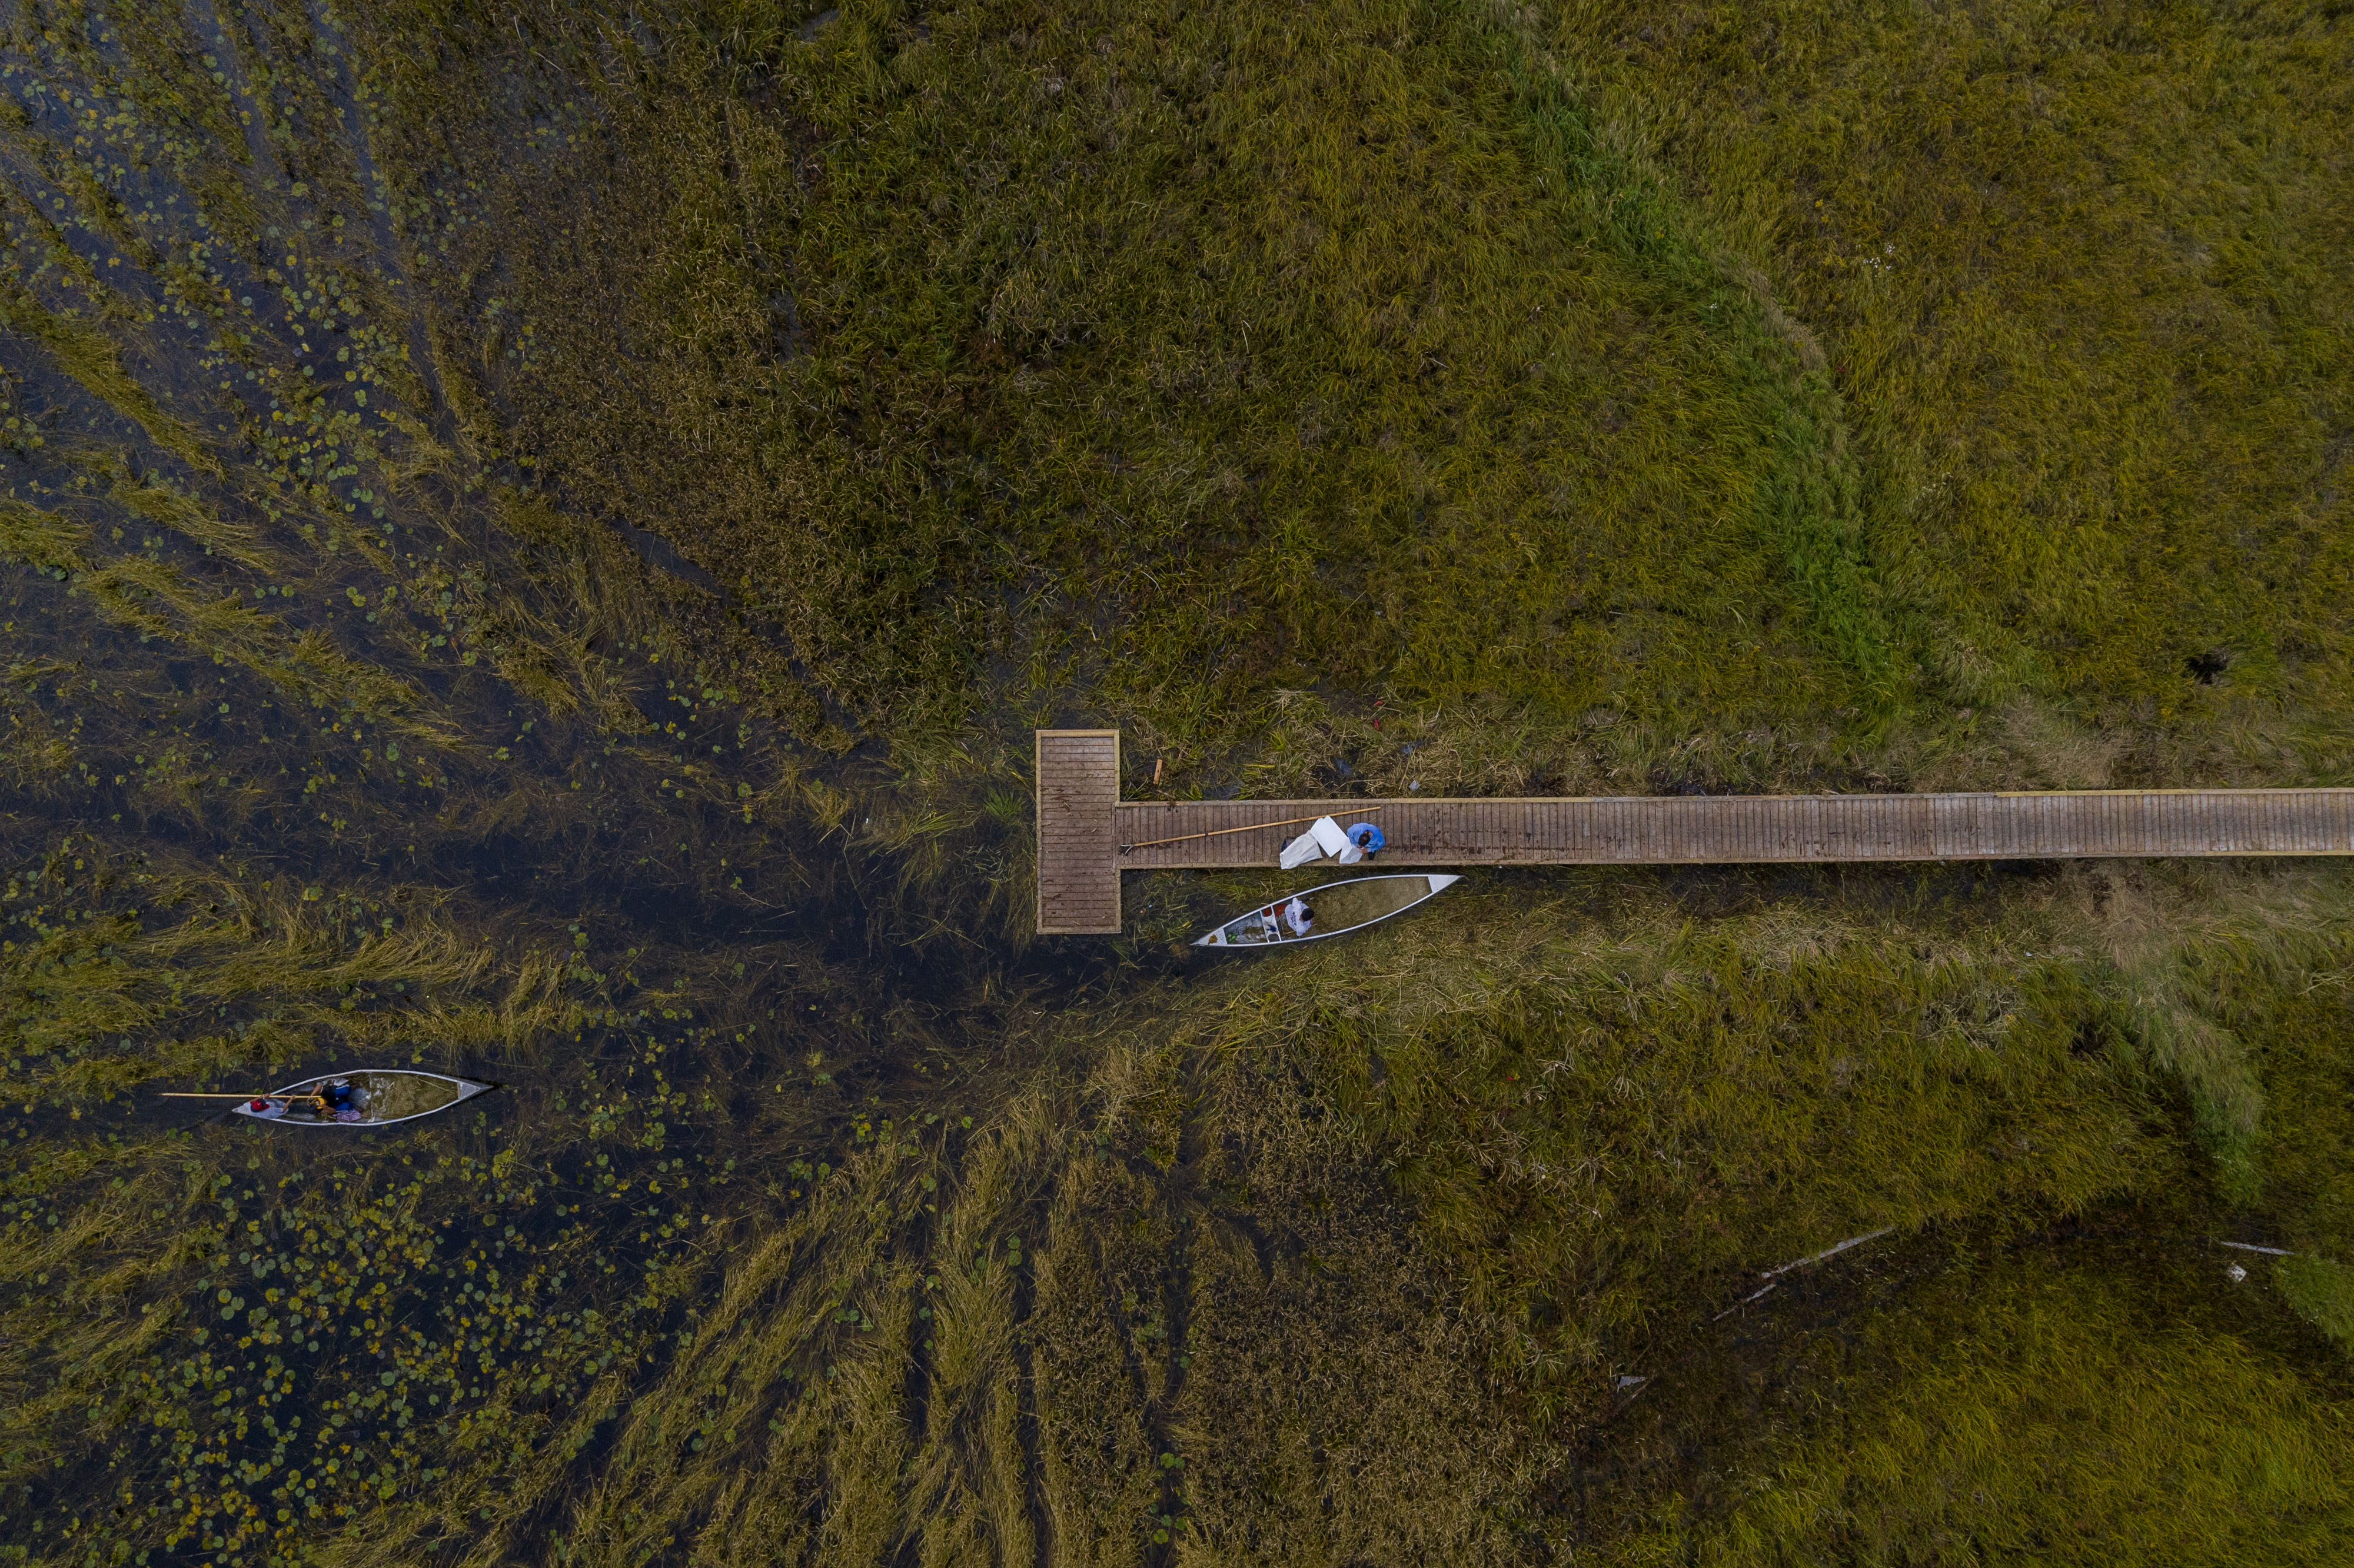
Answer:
xmin=2278 ymin=1256 xmax=2354 ymax=1360
xmin=385 ymin=0 xmax=1914 ymax=780
xmin=1597 ymin=1257 xmax=2354 ymax=1565
xmin=1527 ymin=0 xmax=2354 ymax=774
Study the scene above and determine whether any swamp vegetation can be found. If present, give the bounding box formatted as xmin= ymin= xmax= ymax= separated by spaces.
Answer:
xmin=2 ymin=0 xmax=2352 ymax=1563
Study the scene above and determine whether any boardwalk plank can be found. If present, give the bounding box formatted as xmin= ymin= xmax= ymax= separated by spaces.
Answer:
xmin=1105 ymin=787 xmax=2354 ymax=871
xmin=1035 ymin=729 xmax=1122 ymax=935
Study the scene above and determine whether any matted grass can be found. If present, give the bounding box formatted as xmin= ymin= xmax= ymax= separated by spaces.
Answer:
xmin=370 ymin=0 xmax=1914 ymax=784
xmin=1531 ymin=0 xmax=2354 ymax=777
xmin=1597 ymin=1260 xmax=2354 ymax=1566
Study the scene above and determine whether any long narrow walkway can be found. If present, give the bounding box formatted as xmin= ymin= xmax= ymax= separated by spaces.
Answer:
xmin=1035 ymin=731 xmax=2354 ymax=934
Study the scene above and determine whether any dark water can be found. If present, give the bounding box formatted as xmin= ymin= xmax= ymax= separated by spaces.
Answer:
xmin=0 ymin=0 xmax=1285 ymax=1512
xmin=0 ymin=9 xmax=1183 ymax=1559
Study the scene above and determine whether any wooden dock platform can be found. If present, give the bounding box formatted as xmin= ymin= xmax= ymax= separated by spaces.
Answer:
xmin=1035 ymin=731 xmax=2354 ymax=934
xmin=1035 ymin=729 xmax=1122 ymax=935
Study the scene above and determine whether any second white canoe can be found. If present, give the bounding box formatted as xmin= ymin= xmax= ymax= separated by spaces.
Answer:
xmin=1195 ymin=873 xmax=1460 ymax=947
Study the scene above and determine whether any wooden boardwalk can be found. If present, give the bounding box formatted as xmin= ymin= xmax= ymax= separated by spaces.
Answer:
xmin=1035 ymin=730 xmax=1122 ymax=934
xmin=1035 ymin=731 xmax=2354 ymax=934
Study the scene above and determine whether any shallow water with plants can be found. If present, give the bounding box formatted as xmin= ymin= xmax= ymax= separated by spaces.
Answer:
xmin=4 ymin=1 xmax=2352 ymax=1564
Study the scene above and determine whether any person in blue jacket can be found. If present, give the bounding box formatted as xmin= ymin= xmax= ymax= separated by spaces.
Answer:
xmin=1346 ymin=821 xmax=1385 ymax=860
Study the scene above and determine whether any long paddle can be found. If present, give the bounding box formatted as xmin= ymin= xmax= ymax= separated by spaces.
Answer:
xmin=1120 ymin=803 xmax=1386 ymax=856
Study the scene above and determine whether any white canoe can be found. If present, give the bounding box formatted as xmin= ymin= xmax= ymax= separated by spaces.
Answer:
xmin=1195 ymin=873 xmax=1460 ymax=947
xmin=231 ymin=1069 xmax=494 ymax=1127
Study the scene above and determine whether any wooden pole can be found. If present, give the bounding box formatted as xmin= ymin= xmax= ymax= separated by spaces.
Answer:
xmin=1120 ymin=804 xmax=1385 ymax=855
xmin=159 ymin=1092 xmax=325 ymax=1107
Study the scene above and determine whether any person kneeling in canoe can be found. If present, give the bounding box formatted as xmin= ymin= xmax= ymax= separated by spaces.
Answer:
xmin=1283 ymin=897 xmax=1315 ymax=937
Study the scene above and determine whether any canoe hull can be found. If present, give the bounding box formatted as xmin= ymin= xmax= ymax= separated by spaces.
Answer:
xmin=1195 ymin=873 xmax=1461 ymax=947
xmin=231 ymin=1069 xmax=495 ymax=1127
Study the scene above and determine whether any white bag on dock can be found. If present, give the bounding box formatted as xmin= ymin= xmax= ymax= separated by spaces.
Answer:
xmin=1278 ymin=816 xmax=1351 ymax=870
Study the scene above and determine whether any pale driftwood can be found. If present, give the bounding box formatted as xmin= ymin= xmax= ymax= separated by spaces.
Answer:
xmin=1713 ymin=1228 xmax=1895 ymax=1321
xmin=1759 ymin=1227 xmax=1895 ymax=1280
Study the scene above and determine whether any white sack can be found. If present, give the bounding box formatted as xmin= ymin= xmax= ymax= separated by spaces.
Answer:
xmin=1280 ymin=817 xmax=1352 ymax=870
xmin=1336 ymin=840 xmax=1364 ymax=865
